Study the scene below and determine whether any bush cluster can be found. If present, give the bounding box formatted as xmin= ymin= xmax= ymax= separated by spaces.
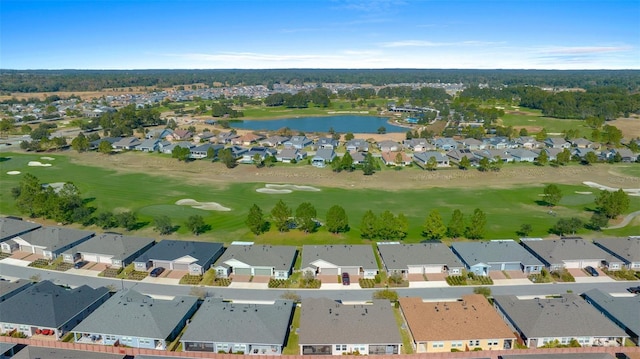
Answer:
xmin=268 ymin=279 xmax=289 ymax=288
xmin=359 ymin=278 xmax=376 ymax=288
xmin=179 ymin=275 xmax=203 ymax=285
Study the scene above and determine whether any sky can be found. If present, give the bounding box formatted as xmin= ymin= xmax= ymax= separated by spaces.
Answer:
xmin=1 ymin=0 xmax=639 ymax=70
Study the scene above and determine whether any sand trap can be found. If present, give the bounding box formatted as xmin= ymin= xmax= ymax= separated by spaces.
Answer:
xmin=583 ymin=182 xmax=640 ymax=197
xmin=575 ymin=191 xmax=593 ymax=195
xmin=257 ymin=188 xmax=293 ymax=194
xmin=6 ymin=171 xmax=20 ymax=175
xmin=28 ymin=161 xmax=52 ymax=167
xmin=40 ymin=156 xmax=55 ymax=161
xmin=175 ymin=199 xmax=231 ymax=211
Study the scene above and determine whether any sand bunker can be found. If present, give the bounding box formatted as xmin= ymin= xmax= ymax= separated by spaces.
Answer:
xmin=583 ymin=182 xmax=640 ymax=197
xmin=175 ymin=199 xmax=231 ymax=211
xmin=256 ymin=184 xmax=321 ymax=194
xmin=40 ymin=156 xmax=55 ymax=161
xmin=28 ymin=161 xmax=52 ymax=167
xmin=575 ymin=191 xmax=593 ymax=195
xmin=6 ymin=171 xmax=20 ymax=175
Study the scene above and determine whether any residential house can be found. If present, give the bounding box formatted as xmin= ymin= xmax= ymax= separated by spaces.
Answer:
xmin=377 ymin=140 xmax=402 ymax=152
xmin=593 ymin=237 xmax=640 ymax=271
xmin=458 ymin=138 xmax=485 ymax=150
xmin=228 ymin=145 xmax=249 ymax=159
xmin=234 ymin=133 xmax=264 ymax=146
xmin=284 ymin=135 xmax=313 ymax=149
xmin=316 ymin=137 xmax=339 ymax=149
xmin=377 ymin=243 xmax=463 ymax=278
xmin=311 ymin=148 xmax=336 ymax=167
xmin=413 ymin=151 xmax=449 ymax=169
xmin=451 ymin=240 xmax=544 ymax=276
xmin=350 ymin=152 xmax=367 ymax=165
xmin=533 ymin=147 xmax=564 ymax=161
xmin=72 ymin=289 xmax=198 ymax=350
xmin=381 ymin=151 xmax=412 ymax=166
xmin=160 ymin=141 xmax=194 ymax=155
xmin=299 ymin=298 xmax=401 ymax=355
xmin=433 ymin=137 xmax=458 ymax=151
xmin=89 ymin=137 xmax=120 ymax=150
xmin=212 ymin=243 xmax=297 ymax=279
xmin=446 ymin=149 xmax=477 ymax=165
xmin=260 ymin=135 xmax=290 ymax=148
xmin=62 ymin=233 xmax=155 ymax=269
xmin=111 ymin=137 xmax=142 ymax=151
xmin=571 ymin=138 xmax=595 ymax=149
xmin=514 ymin=136 xmax=541 ymax=149
xmin=192 ymin=131 xmax=215 ymax=143
xmin=167 ymin=129 xmax=193 ymax=141
xmin=135 ymin=138 xmax=160 ymax=152
xmin=493 ymin=294 xmax=628 ymax=348
xmin=0 ymin=226 xmax=94 ymax=259
xmin=301 ymin=245 xmax=378 ymax=279
xmin=507 ymin=148 xmax=538 ymax=162
xmin=132 ymin=240 xmax=224 ymax=275
xmin=241 ymin=147 xmax=277 ymax=164
xmin=544 ymin=137 xmax=571 ymax=149
xmin=214 ymin=131 xmax=239 ymax=144
xmin=145 ymin=128 xmax=173 ymax=140
xmin=190 ymin=143 xmax=223 ymax=159
xmin=276 ymin=148 xmax=306 ymax=163
xmin=399 ymin=295 xmax=515 ymax=353
xmin=582 ymin=288 xmax=640 ymax=345
xmin=0 ymin=217 xmax=41 ymax=243
xmin=345 ymin=139 xmax=369 ymax=152
xmin=572 ymin=147 xmax=597 ymax=160
xmin=484 ymin=136 xmax=513 ymax=149
xmin=600 ymin=148 xmax=637 ymax=163
xmin=521 ymin=238 xmax=621 ymax=271
xmin=181 ymin=298 xmax=295 ymax=354
xmin=0 ymin=280 xmax=110 ymax=339
xmin=0 ymin=279 xmax=32 ymax=302
xmin=474 ymin=149 xmax=514 ymax=162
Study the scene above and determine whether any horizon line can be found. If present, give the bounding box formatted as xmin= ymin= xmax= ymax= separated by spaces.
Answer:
xmin=2 ymin=68 xmax=640 ymax=72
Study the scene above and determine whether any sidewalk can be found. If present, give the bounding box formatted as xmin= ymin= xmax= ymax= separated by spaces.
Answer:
xmin=0 ymin=258 xmax=31 ymax=267
xmin=228 ymin=282 xmax=269 ymax=289
xmin=409 ymin=281 xmax=449 ymax=288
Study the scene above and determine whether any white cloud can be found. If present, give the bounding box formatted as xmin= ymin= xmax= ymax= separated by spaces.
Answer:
xmin=540 ymin=45 xmax=632 ymax=55
xmin=379 ymin=40 xmax=503 ymax=48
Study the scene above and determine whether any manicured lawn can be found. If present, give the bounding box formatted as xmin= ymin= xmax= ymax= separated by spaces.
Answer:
xmin=282 ymin=305 xmax=301 ymax=355
xmin=1 ymin=152 xmax=638 ymax=243
xmin=240 ymin=101 xmax=377 ymax=119
xmin=500 ymin=108 xmax=590 ymax=137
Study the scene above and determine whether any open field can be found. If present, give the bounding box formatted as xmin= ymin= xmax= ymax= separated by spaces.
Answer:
xmin=1 ymin=151 xmax=638 ymax=243
xmin=239 ymin=102 xmax=380 ymax=119
xmin=499 ymin=108 xmax=590 ymax=136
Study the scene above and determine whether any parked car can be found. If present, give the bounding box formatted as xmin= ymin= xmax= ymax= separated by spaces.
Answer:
xmin=584 ymin=266 xmax=599 ymax=277
xmin=627 ymin=286 xmax=640 ymax=294
xmin=342 ymin=272 xmax=350 ymax=286
xmin=150 ymin=267 xmax=165 ymax=277
xmin=74 ymin=261 xmax=87 ymax=269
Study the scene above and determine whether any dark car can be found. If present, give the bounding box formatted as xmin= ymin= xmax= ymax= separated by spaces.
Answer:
xmin=584 ymin=266 xmax=599 ymax=276
xmin=627 ymin=286 xmax=640 ymax=294
xmin=74 ymin=261 xmax=87 ymax=269
xmin=342 ymin=272 xmax=350 ymax=286
xmin=150 ymin=267 xmax=165 ymax=277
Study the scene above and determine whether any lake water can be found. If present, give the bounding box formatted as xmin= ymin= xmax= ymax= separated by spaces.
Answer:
xmin=229 ymin=115 xmax=407 ymax=133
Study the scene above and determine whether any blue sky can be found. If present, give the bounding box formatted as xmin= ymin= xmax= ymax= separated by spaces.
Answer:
xmin=2 ymin=0 xmax=639 ymax=69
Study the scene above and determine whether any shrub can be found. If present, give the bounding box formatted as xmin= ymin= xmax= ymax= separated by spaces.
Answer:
xmin=268 ymin=278 xmax=289 ymax=288
xmin=359 ymin=278 xmax=376 ymax=288
xmin=373 ymin=289 xmax=398 ymax=302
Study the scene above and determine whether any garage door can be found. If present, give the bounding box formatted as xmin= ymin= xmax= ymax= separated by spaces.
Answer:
xmin=407 ymin=266 xmax=423 ymax=274
xmin=83 ymin=254 xmax=99 ymax=262
xmin=580 ymin=260 xmax=600 ymax=268
xmin=153 ymin=260 xmax=172 ymax=269
xmin=254 ymin=268 xmax=272 ymax=276
xmin=503 ymin=263 xmax=521 ymax=271
xmin=564 ymin=261 xmax=580 ymax=269
xmin=19 ymin=245 xmax=34 ymax=253
xmin=343 ymin=267 xmax=360 ymax=276
xmin=173 ymin=262 xmax=190 ymax=271
xmin=234 ymin=267 xmax=252 ymax=275
xmin=422 ymin=265 xmax=441 ymax=274
xmin=97 ymin=255 xmax=112 ymax=264
xmin=321 ymin=267 xmax=339 ymax=275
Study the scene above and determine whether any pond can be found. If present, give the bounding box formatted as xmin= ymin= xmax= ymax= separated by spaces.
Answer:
xmin=229 ymin=115 xmax=407 ymax=133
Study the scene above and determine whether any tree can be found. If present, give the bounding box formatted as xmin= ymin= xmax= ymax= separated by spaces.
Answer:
xmin=71 ymin=133 xmax=89 ymax=152
xmin=478 ymin=157 xmax=490 ymax=172
xmin=344 ymin=132 xmax=354 ymax=141
xmin=360 ymin=210 xmax=377 ymax=239
xmin=466 ymin=208 xmax=486 ymax=239
xmin=583 ymin=151 xmax=598 ymax=165
xmin=536 ymin=150 xmax=549 ymax=166
xmin=153 ymin=215 xmax=174 ymax=235
xmin=341 ymin=152 xmax=354 ymax=171
xmin=218 ymin=148 xmax=236 ymax=168
xmin=458 ymin=156 xmax=471 ymax=170
xmin=447 ymin=209 xmax=465 ymax=238
xmin=246 ymin=204 xmax=268 ymax=235
xmin=552 ymin=217 xmax=583 ymax=236
xmin=543 ymin=184 xmax=563 ymax=207
xmin=115 ymin=211 xmax=138 ymax=231
xmin=422 ymin=209 xmax=446 ymax=239
xmin=362 ymin=153 xmax=375 ymax=175
xmin=0 ymin=118 xmax=14 ymax=137
xmin=95 ymin=212 xmax=117 ymax=229
xmin=172 ymin=146 xmax=191 ymax=161
xmin=589 ymin=211 xmax=609 ymax=230
xmin=295 ymin=202 xmax=317 ymax=233
xmin=556 ymin=148 xmax=571 ymax=165
xmin=186 ymin=215 xmax=207 ymax=235
xmin=396 ymin=213 xmax=409 ymax=240
xmin=473 ymin=286 xmax=492 ymax=299
xmin=516 ymin=223 xmax=533 ymax=237
xmin=377 ymin=126 xmax=386 ymax=134
xmin=425 ymin=156 xmax=437 ymax=171
xmin=595 ymin=189 xmax=630 ymax=219
xmin=490 ymin=156 xmax=503 ymax=172
xmin=98 ymin=140 xmax=112 ymax=154
xmin=271 ymin=200 xmax=292 ymax=232
xmin=325 ymin=205 xmax=349 ymax=234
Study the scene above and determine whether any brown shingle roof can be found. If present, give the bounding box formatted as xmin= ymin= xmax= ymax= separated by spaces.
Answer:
xmin=399 ymin=294 xmax=515 ymax=342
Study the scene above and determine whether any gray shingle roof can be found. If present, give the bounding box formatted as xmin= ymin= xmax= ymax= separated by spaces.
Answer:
xmin=301 ymin=245 xmax=377 ymax=270
xmin=593 ymin=237 xmax=640 ymax=263
xmin=522 ymin=238 xmax=614 ymax=265
xmin=582 ymin=288 xmax=640 ymax=338
xmin=0 ymin=279 xmax=31 ymax=301
xmin=299 ymin=298 xmax=401 ymax=345
xmin=215 ymin=244 xmax=297 ymax=271
xmin=17 ymin=226 xmax=94 ymax=252
xmin=451 ymin=240 xmax=543 ymax=267
xmin=73 ymin=289 xmax=197 ymax=340
xmin=11 ymin=347 xmax=127 ymax=359
xmin=0 ymin=217 xmax=41 ymax=241
xmin=181 ymin=298 xmax=294 ymax=344
xmin=66 ymin=233 xmax=155 ymax=261
xmin=493 ymin=294 xmax=627 ymax=339
xmin=0 ymin=280 xmax=109 ymax=329
xmin=133 ymin=240 xmax=224 ymax=266
xmin=377 ymin=243 xmax=463 ymax=270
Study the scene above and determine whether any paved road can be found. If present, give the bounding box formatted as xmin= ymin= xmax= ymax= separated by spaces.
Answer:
xmin=1 ymin=262 xmax=638 ymax=302
xmin=605 ymin=210 xmax=640 ymax=229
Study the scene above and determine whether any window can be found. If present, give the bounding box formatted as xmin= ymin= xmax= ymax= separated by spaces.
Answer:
xmin=335 ymin=345 xmax=341 ymax=351
xmin=451 ymin=342 xmax=462 ymax=348
xmin=432 ymin=342 xmax=444 ymax=348
xmin=341 ymin=345 xmax=347 ymax=351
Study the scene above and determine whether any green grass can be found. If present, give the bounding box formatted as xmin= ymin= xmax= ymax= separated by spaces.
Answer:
xmin=240 ymin=101 xmax=378 ymax=120
xmin=1 ymin=152 xmax=639 ymax=243
xmin=282 ymin=305 xmax=301 ymax=355
xmin=392 ymin=306 xmax=414 ymax=354
xmin=500 ymin=108 xmax=590 ymax=137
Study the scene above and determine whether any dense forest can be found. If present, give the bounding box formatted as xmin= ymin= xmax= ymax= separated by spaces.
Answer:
xmin=1 ymin=69 xmax=640 ymax=93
